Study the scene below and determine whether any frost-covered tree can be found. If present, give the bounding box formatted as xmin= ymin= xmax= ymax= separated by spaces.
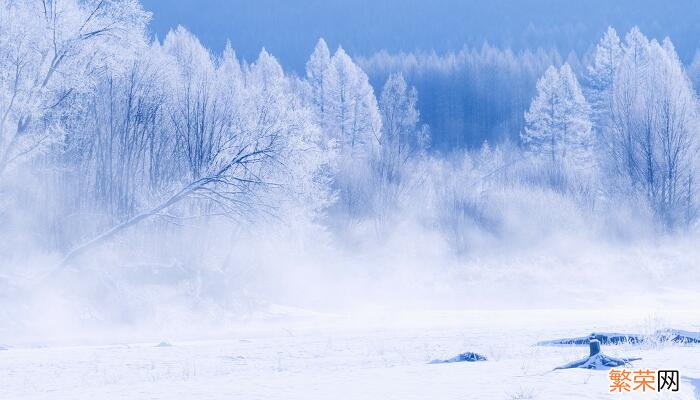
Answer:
xmin=523 ymin=66 xmax=561 ymax=164
xmin=306 ymin=39 xmax=337 ymax=134
xmin=304 ymin=41 xmax=382 ymax=216
xmin=331 ymin=47 xmax=382 ymax=157
xmin=0 ymin=0 xmax=149 ymax=180
xmin=306 ymin=42 xmax=381 ymax=157
xmin=607 ymin=29 xmax=699 ymax=228
xmin=522 ymin=64 xmax=595 ymax=174
xmin=558 ymin=64 xmax=596 ymax=171
xmin=242 ymin=48 xmax=333 ymax=219
xmin=586 ymin=27 xmax=623 ymax=142
xmin=163 ymin=26 xmax=224 ymax=183
xmin=378 ymin=72 xmax=429 ymax=181
xmin=59 ymin=31 xmax=330 ymax=266
xmin=85 ymin=44 xmax=174 ymax=220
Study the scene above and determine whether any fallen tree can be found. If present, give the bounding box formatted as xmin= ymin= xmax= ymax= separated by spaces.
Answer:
xmin=45 ymin=144 xmax=276 ymax=280
xmin=539 ymin=330 xmax=700 ymax=346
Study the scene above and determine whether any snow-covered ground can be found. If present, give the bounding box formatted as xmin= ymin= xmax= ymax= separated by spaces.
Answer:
xmin=2 ymin=308 xmax=699 ymax=399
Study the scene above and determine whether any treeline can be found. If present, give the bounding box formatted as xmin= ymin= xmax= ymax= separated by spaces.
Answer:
xmin=0 ymin=0 xmax=698 ymax=279
xmin=520 ymin=27 xmax=699 ymax=230
xmin=362 ymin=28 xmax=700 ymax=231
xmin=2 ymin=0 xmax=700 ymax=323
xmin=359 ymin=45 xmax=569 ymax=150
xmin=0 ymin=0 xmax=427 ymax=267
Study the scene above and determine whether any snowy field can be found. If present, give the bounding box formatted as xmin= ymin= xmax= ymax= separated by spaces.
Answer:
xmin=4 ymin=1 xmax=700 ymax=400
xmin=2 ymin=308 xmax=699 ymax=400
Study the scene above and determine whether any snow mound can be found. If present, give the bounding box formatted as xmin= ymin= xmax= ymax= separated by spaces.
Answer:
xmin=555 ymin=353 xmax=641 ymax=370
xmin=429 ymin=352 xmax=487 ymax=363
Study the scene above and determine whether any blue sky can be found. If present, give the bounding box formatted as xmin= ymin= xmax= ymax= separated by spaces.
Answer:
xmin=141 ymin=0 xmax=700 ymax=71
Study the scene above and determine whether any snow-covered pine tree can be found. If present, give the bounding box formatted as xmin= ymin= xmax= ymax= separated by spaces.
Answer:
xmin=522 ymin=66 xmax=561 ymax=165
xmin=305 ymin=41 xmax=381 ymax=160
xmin=331 ymin=47 xmax=382 ymax=157
xmin=522 ymin=64 xmax=595 ymax=175
xmin=586 ymin=27 xmax=623 ymax=143
xmin=305 ymin=39 xmax=337 ymax=136
xmin=304 ymin=41 xmax=383 ymax=216
xmin=558 ymin=64 xmax=595 ymax=173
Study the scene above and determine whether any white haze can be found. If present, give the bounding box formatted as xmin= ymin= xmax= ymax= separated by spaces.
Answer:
xmin=0 ymin=1 xmax=698 ymax=351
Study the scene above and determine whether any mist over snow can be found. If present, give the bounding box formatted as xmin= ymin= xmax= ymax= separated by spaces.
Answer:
xmin=0 ymin=0 xmax=699 ymax=341
xmin=1 ymin=2 xmax=700 ymax=399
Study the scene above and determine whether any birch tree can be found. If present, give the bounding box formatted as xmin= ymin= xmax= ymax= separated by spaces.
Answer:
xmin=59 ymin=35 xmax=328 ymax=267
xmin=609 ymin=30 xmax=699 ymax=228
xmin=378 ymin=72 xmax=429 ymax=181
xmin=0 ymin=0 xmax=149 ymax=180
